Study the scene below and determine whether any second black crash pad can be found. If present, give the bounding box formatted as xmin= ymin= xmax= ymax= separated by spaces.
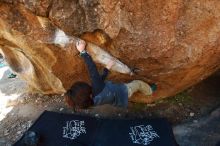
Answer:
xmin=14 ymin=111 xmax=178 ymax=146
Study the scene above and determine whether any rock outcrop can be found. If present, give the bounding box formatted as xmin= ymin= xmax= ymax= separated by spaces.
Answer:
xmin=0 ymin=0 xmax=220 ymax=103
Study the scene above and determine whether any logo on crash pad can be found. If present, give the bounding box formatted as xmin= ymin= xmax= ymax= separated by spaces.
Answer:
xmin=63 ymin=120 xmax=86 ymax=140
xmin=129 ymin=125 xmax=160 ymax=145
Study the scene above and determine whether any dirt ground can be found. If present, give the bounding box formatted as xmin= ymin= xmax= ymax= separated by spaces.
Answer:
xmin=0 ymin=64 xmax=220 ymax=145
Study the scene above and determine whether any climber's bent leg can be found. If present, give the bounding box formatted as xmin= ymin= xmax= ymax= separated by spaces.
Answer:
xmin=125 ymin=80 xmax=153 ymax=98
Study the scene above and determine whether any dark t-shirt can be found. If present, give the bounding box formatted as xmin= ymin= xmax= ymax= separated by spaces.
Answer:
xmin=93 ymin=81 xmax=128 ymax=107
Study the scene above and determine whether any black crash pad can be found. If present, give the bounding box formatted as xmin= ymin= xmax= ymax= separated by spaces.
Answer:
xmin=14 ymin=111 xmax=178 ymax=146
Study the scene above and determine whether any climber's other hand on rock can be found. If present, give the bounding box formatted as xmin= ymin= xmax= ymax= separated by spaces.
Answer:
xmin=106 ymin=58 xmax=116 ymax=70
xmin=76 ymin=40 xmax=86 ymax=53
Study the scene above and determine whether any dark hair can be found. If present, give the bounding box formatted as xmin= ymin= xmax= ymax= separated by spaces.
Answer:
xmin=65 ymin=82 xmax=93 ymax=109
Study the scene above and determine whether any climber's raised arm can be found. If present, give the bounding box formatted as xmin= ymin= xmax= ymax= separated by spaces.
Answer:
xmin=76 ymin=40 xmax=105 ymax=96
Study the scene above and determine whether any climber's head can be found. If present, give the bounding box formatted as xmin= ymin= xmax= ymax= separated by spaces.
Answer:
xmin=65 ymin=82 xmax=93 ymax=109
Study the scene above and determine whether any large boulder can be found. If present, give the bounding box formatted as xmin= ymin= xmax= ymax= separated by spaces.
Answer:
xmin=0 ymin=0 xmax=220 ymax=103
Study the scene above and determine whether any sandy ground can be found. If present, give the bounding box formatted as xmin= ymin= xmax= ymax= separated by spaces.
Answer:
xmin=0 ymin=64 xmax=219 ymax=146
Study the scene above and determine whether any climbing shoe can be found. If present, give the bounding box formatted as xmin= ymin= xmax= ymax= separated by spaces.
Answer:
xmin=8 ymin=73 xmax=16 ymax=78
xmin=150 ymin=83 xmax=157 ymax=92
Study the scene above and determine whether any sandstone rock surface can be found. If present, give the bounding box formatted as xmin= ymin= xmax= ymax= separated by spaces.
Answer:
xmin=0 ymin=0 xmax=220 ymax=103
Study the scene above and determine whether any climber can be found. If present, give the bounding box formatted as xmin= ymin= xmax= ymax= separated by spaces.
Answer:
xmin=65 ymin=40 xmax=157 ymax=109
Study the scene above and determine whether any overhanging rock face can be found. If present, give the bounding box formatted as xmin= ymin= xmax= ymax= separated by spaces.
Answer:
xmin=0 ymin=0 xmax=220 ymax=103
